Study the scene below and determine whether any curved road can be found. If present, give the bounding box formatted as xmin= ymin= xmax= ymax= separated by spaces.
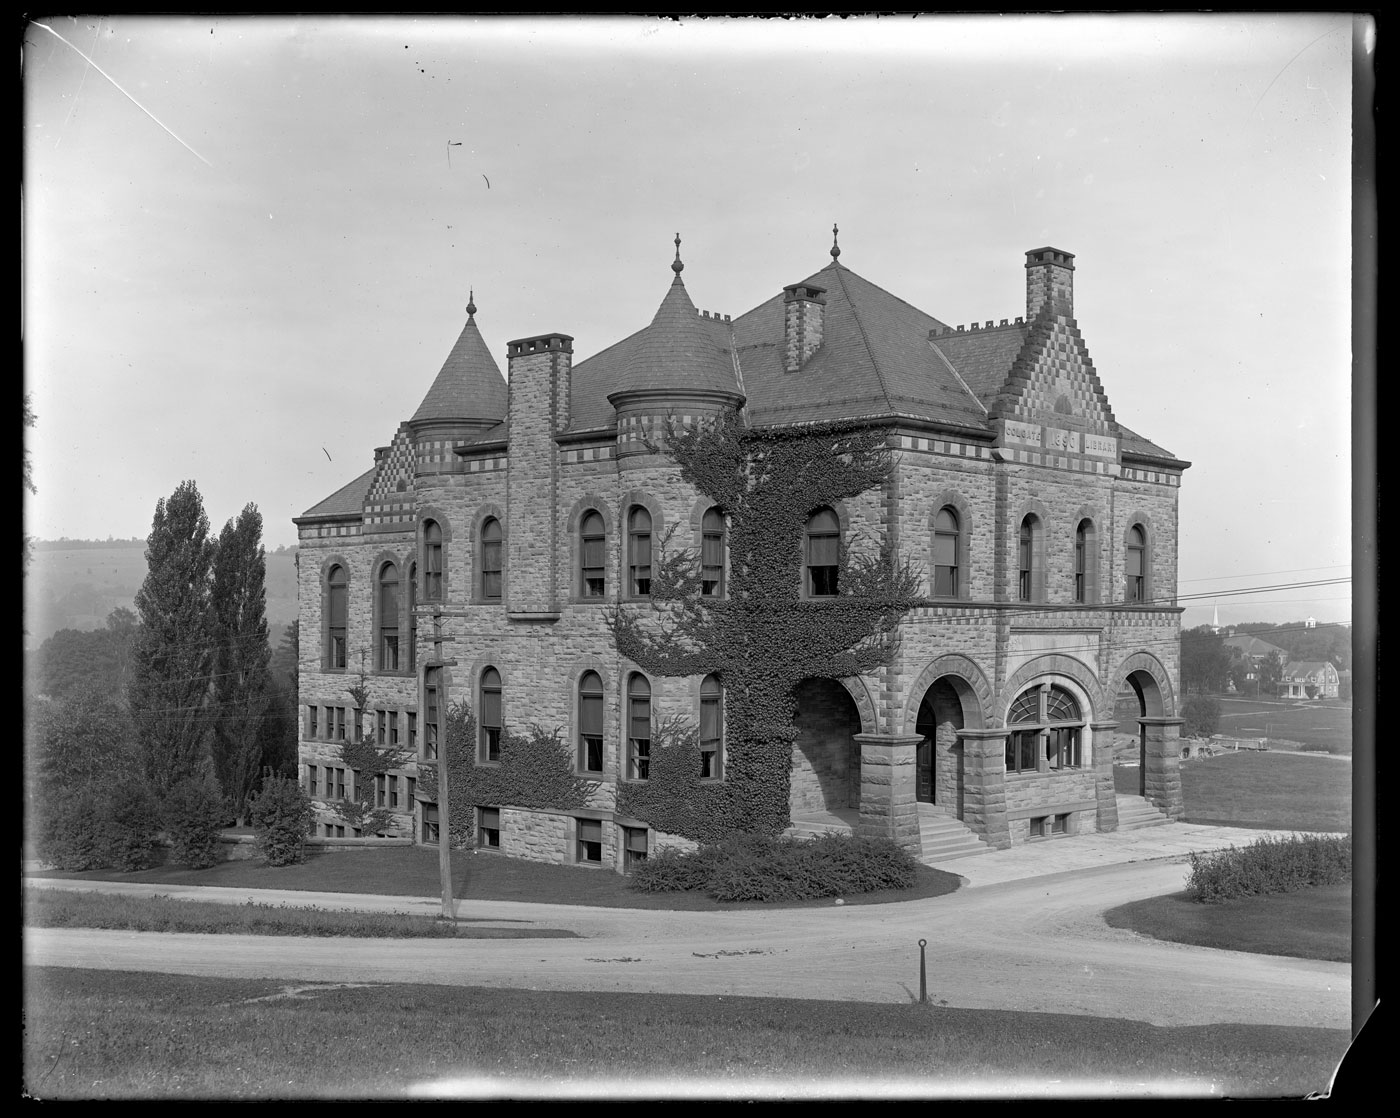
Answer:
xmin=25 ymin=859 xmax=1348 ymax=1030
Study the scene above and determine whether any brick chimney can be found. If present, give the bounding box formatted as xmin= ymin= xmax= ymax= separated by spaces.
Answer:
xmin=505 ymin=332 xmax=573 ymax=619
xmin=782 ymin=282 xmax=827 ymax=371
xmin=1024 ymin=247 xmax=1075 ymax=319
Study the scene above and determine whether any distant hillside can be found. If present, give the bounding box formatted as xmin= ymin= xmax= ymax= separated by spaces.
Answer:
xmin=23 ymin=539 xmax=298 ymax=650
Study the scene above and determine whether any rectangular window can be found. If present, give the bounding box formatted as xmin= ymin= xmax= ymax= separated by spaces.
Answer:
xmin=388 ymin=774 xmax=399 ymax=808
xmin=577 ymin=818 xmax=603 ymax=864
xmin=381 ymin=634 xmax=399 ymax=671
xmin=335 ymin=767 xmax=346 ymax=801
xmin=377 ymin=710 xmax=387 ymax=746
xmin=628 ymin=700 xmax=651 ymax=780
xmin=333 ymin=707 xmax=345 ymax=742
xmin=1029 ymin=816 xmax=1046 ymax=839
xmin=701 ymin=528 xmax=724 ymax=597
xmin=582 ymin=540 xmax=606 ymax=596
xmin=1051 ymin=813 xmax=1068 ymax=835
xmin=307 ymin=765 xmax=319 ymax=797
xmin=933 ymin=533 xmax=958 ymax=597
xmin=389 ymin=711 xmax=399 ymax=747
xmin=623 ymin=826 xmax=648 ymax=871
xmin=481 ymin=683 xmax=502 ymax=763
xmin=307 ymin=705 xmax=319 ymax=740
xmin=408 ymin=712 xmax=418 ymax=751
xmin=482 ymin=534 xmax=503 ymax=600
xmin=422 ymin=803 xmax=439 ymax=845
xmin=406 ymin=777 xmax=415 ymax=804
xmin=379 ymin=573 xmax=400 ymax=670
xmin=479 ymin=807 xmax=500 ymax=849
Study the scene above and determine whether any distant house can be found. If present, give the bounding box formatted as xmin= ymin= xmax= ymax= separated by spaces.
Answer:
xmin=1280 ymin=661 xmax=1339 ymax=700
xmin=1222 ymin=634 xmax=1289 ymax=663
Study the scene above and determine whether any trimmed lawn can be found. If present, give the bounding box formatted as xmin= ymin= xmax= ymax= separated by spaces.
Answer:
xmin=27 ymin=845 xmax=962 ymax=910
xmin=23 ymin=967 xmax=1349 ymax=1099
xmin=1103 ymin=883 xmax=1350 ymax=962
xmin=1212 ymin=697 xmax=1352 ymax=754
xmin=23 ymin=887 xmax=579 ymax=938
xmin=1114 ymin=750 xmax=1351 ymax=833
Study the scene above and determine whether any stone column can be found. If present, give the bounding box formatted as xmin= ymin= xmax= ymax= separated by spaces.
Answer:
xmin=854 ymin=733 xmax=922 ymax=854
xmin=1089 ymin=718 xmax=1121 ymax=833
xmin=1139 ymin=716 xmax=1186 ymax=819
xmin=958 ymin=728 xmax=1011 ymax=850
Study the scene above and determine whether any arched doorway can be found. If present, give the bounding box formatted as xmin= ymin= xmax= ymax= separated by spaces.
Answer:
xmin=912 ymin=677 xmax=972 ymax=819
xmin=1122 ymin=667 xmax=1165 ymax=797
xmin=791 ymin=678 xmax=862 ymax=814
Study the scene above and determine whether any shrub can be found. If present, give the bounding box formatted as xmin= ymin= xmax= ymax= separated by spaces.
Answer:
xmin=248 ymin=774 xmax=315 ymax=867
xmin=1182 ymin=695 xmax=1221 ymax=738
xmin=629 ymin=832 xmax=917 ymax=902
xmin=163 ymin=776 xmax=227 ymax=869
xmin=38 ymin=787 xmax=112 ymax=871
xmin=104 ymin=779 xmax=164 ymax=871
xmin=1187 ymin=833 xmax=1351 ymax=903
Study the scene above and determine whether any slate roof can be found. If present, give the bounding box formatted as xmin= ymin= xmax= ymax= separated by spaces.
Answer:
xmin=1117 ymin=424 xmax=1180 ymax=463
xmin=1223 ymin=634 xmax=1289 ymax=659
xmin=410 ymin=312 xmax=508 ymax=424
xmin=610 ymin=272 xmax=742 ymax=400
xmin=299 ymin=466 xmax=376 ymax=519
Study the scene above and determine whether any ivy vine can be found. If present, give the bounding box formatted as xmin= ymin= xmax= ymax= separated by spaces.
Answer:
xmin=608 ymin=413 xmax=924 ymax=841
xmin=416 ymin=702 xmax=599 ymax=850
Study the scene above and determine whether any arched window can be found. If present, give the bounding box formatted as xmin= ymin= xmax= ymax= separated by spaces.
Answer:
xmin=406 ymin=563 xmax=417 ymax=669
xmin=578 ymin=671 xmax=604 ymax=773
xmin=701 ymin=508 xmax=726 ymax=598
xmin=580 ymin=511 xmax=606 ymax=598
xmin=1005 ymin=684 xmax=1084 ymax=774
xmin=1126 ymin=525 xmax=1147 ymax=602
xmin=700 ymin=675 xmax=723 ymax=779
xmin=627 ymin=674 xmax=652 ymax=780
xmin=327 ymin=565 xmax=347 ymax=668
xmin=1074 ymin=520 xmax=1096 ymax=604
xmin=480 ymin=517 xmax=503 ymax=600
xmin=479 ymin=667 xmax=502 ymax=762
xmin=1018 ymin=515 xmax=1043 ymax=602
xmin=805 ymin=508 xmax=840 ymax=597
xmin=377 ymin=562 xmax=400 ymax=670
xmin=628 ymin=507 xmax=652 ymax=597
xmin=423 ymin=520 xmax=443 ymax=601
xmin=933 ymin=507 xmax=960 ymax=598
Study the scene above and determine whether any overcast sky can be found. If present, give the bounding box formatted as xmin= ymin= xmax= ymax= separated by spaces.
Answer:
xmin=23 ymin=14 xmax=1362 ymax=627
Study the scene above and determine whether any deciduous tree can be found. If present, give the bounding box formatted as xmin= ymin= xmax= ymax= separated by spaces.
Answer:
xmin=128 ymin=480 xmax=217 ymax=794
xmin=211 ymin=503 xmax=272 ymax=824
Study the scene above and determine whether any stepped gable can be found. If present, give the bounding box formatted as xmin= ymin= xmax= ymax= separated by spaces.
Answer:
xmin=734 ymin=259 xmax=989 ymax=431
xmin=410 ymin=299 xmax=507 ymax=425
xmin=606 ymin=244 xmax=742 ymax=403
xmin=987 ymin=304 xmax=1117 ymax=436
xmin=300 ymin=465 xmax=376 ymax=519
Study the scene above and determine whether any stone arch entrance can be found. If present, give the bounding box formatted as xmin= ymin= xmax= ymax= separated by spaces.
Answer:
xmin=791 ymin=677 xmax=866 ymax=814
xmin=913 ymin=677 xmax=977 ymax=818
xmin=1112 ymin=653 xmax=1183 ymax=819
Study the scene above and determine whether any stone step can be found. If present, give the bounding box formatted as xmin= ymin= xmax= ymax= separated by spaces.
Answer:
xmin=1114 ymin=795 xmax=1172 ymax=830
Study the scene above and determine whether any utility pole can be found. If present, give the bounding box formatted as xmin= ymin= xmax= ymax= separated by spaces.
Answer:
xmin=428 ymin=609 xmax=457 ymax=923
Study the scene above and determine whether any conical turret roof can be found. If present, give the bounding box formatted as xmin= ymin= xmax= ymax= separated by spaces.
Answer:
xmin=411 ymin=299 xmax=508 ymax=424
xmin=608 ymin=241 xmax=742 ymax=401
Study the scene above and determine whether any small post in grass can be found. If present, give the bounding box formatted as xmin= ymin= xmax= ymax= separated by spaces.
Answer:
xmin=918 ymin=938 xmax=928 ymax=1004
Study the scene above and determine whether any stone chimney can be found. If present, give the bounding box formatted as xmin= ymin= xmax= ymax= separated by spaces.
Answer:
xmin=1024 ymin=247 xmax=1075 ymax=319
xmin=505 ymin=333 xmax=573 ymax=619
xmin=782 ymin=282 xmax=827 ymax=371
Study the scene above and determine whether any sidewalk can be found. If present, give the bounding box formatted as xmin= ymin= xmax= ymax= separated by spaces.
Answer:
xmin=24 ymin=820 xmax=1311 ymax=912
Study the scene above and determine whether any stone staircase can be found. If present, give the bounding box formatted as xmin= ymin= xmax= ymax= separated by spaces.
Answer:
xmin=1114 ymin=793 xmax=1173 ymax=831
xmin=783 ymin=808 xmax=857 ymax=839
xmin=914 ymin=803 xmax=990 ymax=863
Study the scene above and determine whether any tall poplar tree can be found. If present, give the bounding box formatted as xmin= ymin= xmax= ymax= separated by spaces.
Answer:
xmin=211 ymin=503 xmax=272 ymax=824
xmin=129 ymin=480 xmax=217 ymax=794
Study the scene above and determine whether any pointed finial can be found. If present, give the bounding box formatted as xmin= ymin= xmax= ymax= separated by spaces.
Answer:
xmin=831 ymin=223 xmax=841 ymax=260
xmin=466 ymin=289 xmax=476 ymax=318
xmin=671 ymin=232 xmax=684 ymax=275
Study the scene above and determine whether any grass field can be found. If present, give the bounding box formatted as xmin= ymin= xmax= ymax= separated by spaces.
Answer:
xmin=23 ymin=968 xmax=1349 ymax=1099
xmin=1115 ymin=750 xmax=1351 ymax=833
xmin=1211 ymin=697 xmax=1352 ymax=754
xmin=27 ymin=845 xmax=962 ymax=910
xmin=1102 ymin=883 xmax=1350 ymax=962
xmin=23 ymin=888 xmax=579 ymax=939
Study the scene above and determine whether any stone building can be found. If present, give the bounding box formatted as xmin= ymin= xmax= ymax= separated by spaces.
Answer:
xmin=294 ymin=234 xmax=1189 ymax=870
